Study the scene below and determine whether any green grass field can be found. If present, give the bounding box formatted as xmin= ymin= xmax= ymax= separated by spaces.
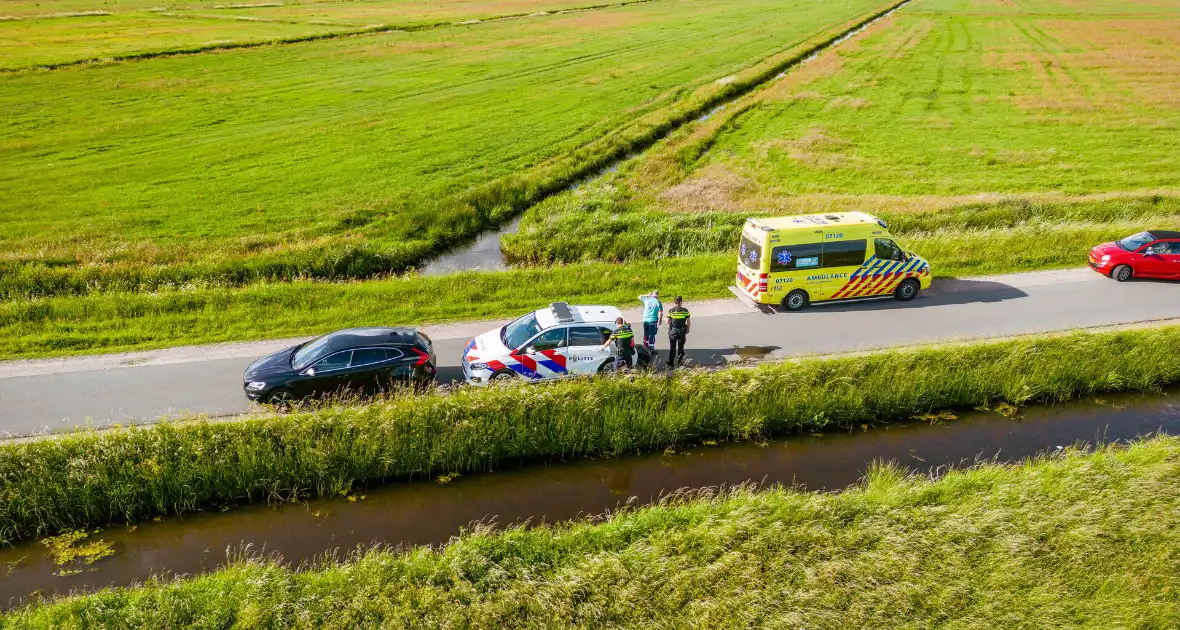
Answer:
xmin=504 ymin=0 xmax=1180 ymax=262
xmin=6 ymin=0 xmax=1180 ymax=361
xmin=0 ymin=0 xmax=893 ymax=297
xmin=689 ymin=0 xmax=1180 ymax=196
xmin=6 ymin=436 xmax=1178 ymax=627
xmin=0 ymin=0 xmax=648 ymax=69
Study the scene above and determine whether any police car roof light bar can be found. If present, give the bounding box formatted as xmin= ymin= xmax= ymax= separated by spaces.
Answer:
xmin=550 ymin=302 xmax=575 ymax=323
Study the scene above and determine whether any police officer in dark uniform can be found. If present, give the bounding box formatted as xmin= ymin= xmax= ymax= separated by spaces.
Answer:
xmin=599 ymin=317 xmax=636 ymax=371
xmin=666 ymin=296 xmax=690 ymax=368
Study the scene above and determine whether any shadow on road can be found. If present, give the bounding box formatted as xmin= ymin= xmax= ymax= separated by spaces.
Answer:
xmin=798 ymin=279 xmax=1030 ymax=314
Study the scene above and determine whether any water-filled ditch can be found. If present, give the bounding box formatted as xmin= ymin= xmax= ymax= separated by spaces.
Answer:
xmin=3 ymin=388 xmax=1177 ymax=608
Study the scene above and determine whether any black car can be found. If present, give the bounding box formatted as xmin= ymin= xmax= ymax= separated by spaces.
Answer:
xmin=243 ymin=327 xmax=437 ymax=405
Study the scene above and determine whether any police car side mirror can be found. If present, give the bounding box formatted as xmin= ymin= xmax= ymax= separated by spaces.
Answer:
xmin=303 ymin=368 xmax=316 ymax=377
xmin=525 ymin=346 xmax=536 ymax=355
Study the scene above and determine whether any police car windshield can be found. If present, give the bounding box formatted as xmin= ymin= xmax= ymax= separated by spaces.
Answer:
xmin=502 ymin=312 xmax=542 ymax=350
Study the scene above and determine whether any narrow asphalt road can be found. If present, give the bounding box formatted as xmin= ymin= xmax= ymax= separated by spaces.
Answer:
xmin=2 ymin=268 xmax=1178 ymax=437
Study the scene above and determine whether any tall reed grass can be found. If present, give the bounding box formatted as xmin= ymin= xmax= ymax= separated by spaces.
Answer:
xmin=3 ymin=325 xmax=1180 ymax=545
xmin=7 ymin=436 xmax=1179 ymax=627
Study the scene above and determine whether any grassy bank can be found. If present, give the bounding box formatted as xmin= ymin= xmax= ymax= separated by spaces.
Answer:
xmin=0 ymin=256 xmax=734 ymax=359
xmin=6 ymin=436 xmax=1179 ymax=627
xmin=0 ymin=0 xmax=897 ymax=298
xmin=5 ymin=325 xmax=1180 ymax=544
xmin=503 ymin=185 xmax=1180 ymax=263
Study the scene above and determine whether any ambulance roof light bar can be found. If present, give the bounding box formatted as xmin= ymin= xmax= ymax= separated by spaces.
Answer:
xmin=550 ymin=302 xmax=575 ymax=323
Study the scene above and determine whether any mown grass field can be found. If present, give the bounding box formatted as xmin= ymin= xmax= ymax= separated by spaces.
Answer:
xmin=4 ymin=324 xmax=1180 ymax=544
xmin=503 ymin=0 xmax=1180 ymax=262
xmin=0 ymin=0 xmax=893 ymax=295
xmin=0 ymin=0 xmax=646 ymax=69
xmin=5 ymin=436 xmax=1178 ymax=627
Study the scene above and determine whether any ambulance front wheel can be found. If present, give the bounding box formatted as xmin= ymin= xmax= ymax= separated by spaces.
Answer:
xmin=894 ymin=279 xmax=920 ymax=302
xmin=781 ymin=290 xmax=809 ymax=312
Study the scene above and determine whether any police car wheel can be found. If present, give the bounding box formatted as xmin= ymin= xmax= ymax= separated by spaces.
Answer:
xmin=490 ymin=370 xmax=517 ymax=383
xmin=598 ymin=360 xmax=614 ymax=375
xmin=894 ymin=279 xmax=920 ymax=301
xmin=1112 ymin=265 xmax=1133 ymax=282
xmin=782 ymin=290 xmax=809 ymax=312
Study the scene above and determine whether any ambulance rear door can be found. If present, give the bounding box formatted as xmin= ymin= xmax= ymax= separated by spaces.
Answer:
xmin=737 ymin=223 xmax=769 ymax=302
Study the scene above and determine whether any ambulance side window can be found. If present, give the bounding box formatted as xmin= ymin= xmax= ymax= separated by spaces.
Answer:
xmin=821 ymin=240 xmax=867 ymax=267
xmin=771 ymin=243 xmax=822 ymax=272
xmin=875 ymin=238 xmax=905 ymax=261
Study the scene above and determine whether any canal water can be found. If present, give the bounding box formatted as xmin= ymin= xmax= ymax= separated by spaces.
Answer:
xmin=3 ymin=389 xmax=1177 ymax=608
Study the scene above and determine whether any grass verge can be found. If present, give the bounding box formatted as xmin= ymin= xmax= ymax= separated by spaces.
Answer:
xmin=4 ymin=324 xmax=1180 ymax=545
xmin=502 ymin=178 xmax=1180 ymax=264
xmin=5 ymin=436 xmax=1179 ymax=626
xmin=0 ymin=256 xmax=735 ymax=359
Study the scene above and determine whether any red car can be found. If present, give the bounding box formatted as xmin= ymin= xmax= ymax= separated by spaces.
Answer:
xmin=1089 ymin=230 xmax=1180 ymax=281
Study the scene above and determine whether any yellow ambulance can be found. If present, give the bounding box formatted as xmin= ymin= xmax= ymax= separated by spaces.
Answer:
xmin=732 ymin=212 xmax=932 ymax=311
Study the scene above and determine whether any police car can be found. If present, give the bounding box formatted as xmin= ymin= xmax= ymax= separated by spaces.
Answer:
xmin=462 ymin=302 xmax=651 ymax=385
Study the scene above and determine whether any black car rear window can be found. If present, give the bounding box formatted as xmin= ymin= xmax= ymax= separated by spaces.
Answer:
xmin=350 ymin=348 xmax=388 ymax=367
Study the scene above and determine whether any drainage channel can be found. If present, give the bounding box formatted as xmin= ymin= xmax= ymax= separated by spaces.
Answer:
xmin=2 ymin=388 xmax=1177 ymax=609
xmin=417 ymin=0 xmax=911 ymax=275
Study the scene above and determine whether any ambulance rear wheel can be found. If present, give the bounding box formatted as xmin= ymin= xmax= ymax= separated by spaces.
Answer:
xmin=782 ymin=290 xmax=809 ymax=312
xmin=894 ymin=279 xmax=920 ymax=301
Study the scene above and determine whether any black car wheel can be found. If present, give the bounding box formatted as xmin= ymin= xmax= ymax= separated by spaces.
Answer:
xmin=1112 ymin=264 xmax=1133 ymax=282
xmin=267 ymin=388 xmax=296 ymax=410
xmin=894 ymin=278 xmax=920 ymax=301
xmin=782 ymin=290 xmax=809 ymax=312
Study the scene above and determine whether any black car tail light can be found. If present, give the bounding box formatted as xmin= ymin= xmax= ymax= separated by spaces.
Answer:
xmin=410 ymin=347 xmax=431 ymax=367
